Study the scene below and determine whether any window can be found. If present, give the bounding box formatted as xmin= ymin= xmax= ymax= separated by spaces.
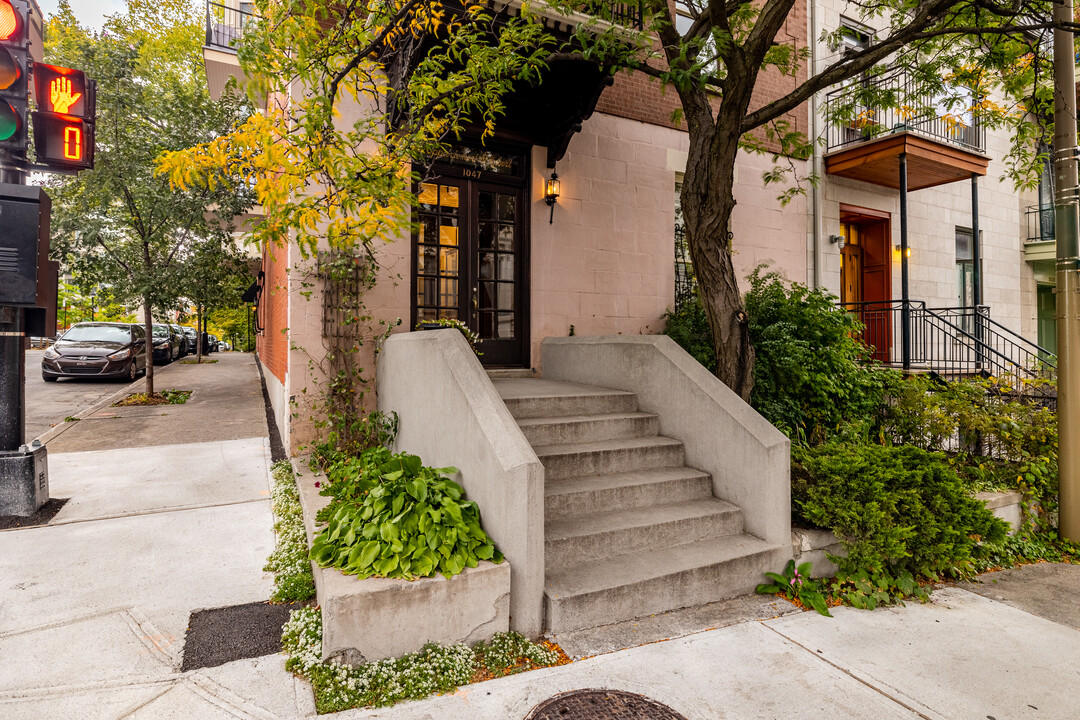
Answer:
xmin=674 ymin=1 xmax=719 ymax=78
xmin=956 ymin=227 xmax=982 ymax=319
xmin=674 ymin=180 xmax=695 ymax=308
xmin=837 ymin=18 xmax=872 ymax=52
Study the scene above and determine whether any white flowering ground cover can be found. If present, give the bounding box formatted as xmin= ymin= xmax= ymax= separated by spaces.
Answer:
xmin=265 ymin=461 xmax=317 ymax=602
xmin=282 ymin=608 xmax=566 ymax=713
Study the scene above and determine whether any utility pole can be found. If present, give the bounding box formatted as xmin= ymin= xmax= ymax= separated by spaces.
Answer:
xmin=1053 ymin=0 xmax=1080 ymax=541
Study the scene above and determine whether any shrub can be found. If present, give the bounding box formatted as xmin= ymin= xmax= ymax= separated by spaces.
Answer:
xmin=744 ymin=267 xmax=893 ymax=442
xmin=309 ymin=446 xmax=502 ymax=580
xmin=662 ymin=296 xmax=716 ymax=373
xmin=793 ymin=442 xmax=1009 ymax=579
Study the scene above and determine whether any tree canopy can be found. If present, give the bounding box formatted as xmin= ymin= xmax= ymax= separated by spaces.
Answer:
xmin=161 ymin=0 xmax=1071 ymax=399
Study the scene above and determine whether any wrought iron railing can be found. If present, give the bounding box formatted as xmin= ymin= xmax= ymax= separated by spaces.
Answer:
xmin=824 ymin=72 xmax=986 ymax=154
xmin=1025 ymin=203 xmax=1055 ymax=244
xmin=582 ymin=0 xmax=643 ymax=29
xmin=842 ymin=300 xmax=1056 ymax=385
xmin=205 ymin=0 xmax=257 ymax=51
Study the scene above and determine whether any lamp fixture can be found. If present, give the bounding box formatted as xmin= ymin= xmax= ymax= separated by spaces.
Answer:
xmin=544 ymin=170 xmax=560 ymax=224
xmin=894 ymin=244 xmax=911 ymax=258
xmin=829 ymin=234 xmax=846 ymax=249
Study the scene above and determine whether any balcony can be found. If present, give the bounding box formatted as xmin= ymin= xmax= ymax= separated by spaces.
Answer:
xmin=823 ymin=73 xmax=989 ymax=191
xmin=1025 ymin=203 xmax=1057 ymax=266
xmin=203 ymin=0 xmax=257 ymax=100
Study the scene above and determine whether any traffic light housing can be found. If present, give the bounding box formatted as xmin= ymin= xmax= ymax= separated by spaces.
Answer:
xmin=32 ymin=63 xmax=95 ymax=169
xmin=0 ymin=0 xmax=30 ymax=156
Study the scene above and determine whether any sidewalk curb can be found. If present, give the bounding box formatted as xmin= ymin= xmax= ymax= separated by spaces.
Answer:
xmin=34 ymin=361 xmax=181 ymax=449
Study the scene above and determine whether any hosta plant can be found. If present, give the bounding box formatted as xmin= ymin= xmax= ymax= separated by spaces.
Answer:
xmin=756 ymin=560 xmax=832 ymax=617
xmin=310 ymin=447 xmax=502 ymax=580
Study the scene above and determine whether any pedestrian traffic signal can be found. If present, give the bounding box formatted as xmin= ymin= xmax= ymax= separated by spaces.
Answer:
xmin=32 ymin=63 xmax=95 ymax=170
xmin=0 ymin=0 xmax=30 ymax=155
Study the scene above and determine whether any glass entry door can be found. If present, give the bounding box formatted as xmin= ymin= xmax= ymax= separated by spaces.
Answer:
xmin=414 ymin=174 xmax=528 ymax=367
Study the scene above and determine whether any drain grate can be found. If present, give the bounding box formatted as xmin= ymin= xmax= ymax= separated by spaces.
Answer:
xmin=525 ymin=689 xmax=688 ymax=720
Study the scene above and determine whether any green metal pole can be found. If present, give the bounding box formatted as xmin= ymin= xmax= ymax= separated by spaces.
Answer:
xmin=1053 ymin=0 xmax=1080 ymax=541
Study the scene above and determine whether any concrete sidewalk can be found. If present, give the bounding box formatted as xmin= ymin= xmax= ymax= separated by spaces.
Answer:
xmin=4 ymin=352 xmax=1080 ymax=719
xmin=0 ymin=354 xmax=312 ymax=719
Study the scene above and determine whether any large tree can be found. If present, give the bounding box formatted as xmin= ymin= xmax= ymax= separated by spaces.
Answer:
xmin=47 ymin=0 xmax=252 ymax=393
xmin=162 ymin=0 xmax=1068 ymax=401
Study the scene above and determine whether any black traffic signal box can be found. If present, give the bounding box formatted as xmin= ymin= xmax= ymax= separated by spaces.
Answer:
xmin=0 ymin=182 xmax=50 ymax=306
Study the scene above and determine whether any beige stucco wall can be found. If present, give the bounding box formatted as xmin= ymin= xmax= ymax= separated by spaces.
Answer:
xmin=529 ymin=111 xmax=807 ymax=369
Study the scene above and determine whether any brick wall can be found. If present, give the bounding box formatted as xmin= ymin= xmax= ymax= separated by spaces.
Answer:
xmin=257 ymin=240 xmax=289 ymax=385
xmin=595 ymin=0 xmax=809 ymax=152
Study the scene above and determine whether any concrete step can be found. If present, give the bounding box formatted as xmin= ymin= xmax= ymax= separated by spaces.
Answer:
xmin=518 ymin=412 xmax=659 ymax=446
xmin=494 ymin=378 xmax=637 ymax=419
xmin=544 ymin=534 xmax=788 ymax=633
xmin=545 ymin=467 xmax=714 ymax=523
xmin=533 ymin=436 xmax=685 ymax=481
xmin=486 ymin=367 xmax=537 ymax=379
xmin=545 ymin=498 xmax=744 ymax=573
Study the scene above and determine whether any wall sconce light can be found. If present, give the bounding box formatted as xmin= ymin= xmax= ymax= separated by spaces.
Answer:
xmin=829 ymin=234 xmax=846 ymax=249
xmin=894 ymin=244 xmax=912 ymax=258
xmin=544 ymin=171 xmax=560 ymax=224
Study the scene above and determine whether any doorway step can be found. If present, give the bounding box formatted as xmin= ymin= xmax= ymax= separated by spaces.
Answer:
xmin=493 ymin=377 xmax=780 ymax=633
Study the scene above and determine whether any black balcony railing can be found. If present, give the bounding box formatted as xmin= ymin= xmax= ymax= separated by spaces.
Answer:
xmin=842 ymin=300 xmax=1055 ymax=385
xmin=1025 ymin=203 xmax=1055 ymax=244
xmin=206 ymin=0 xmax=257 ymax=52
xmin=584 ymin=0 xmax=643 ymax=29
xmin=824 ymin=72 xmax=986 ymax=154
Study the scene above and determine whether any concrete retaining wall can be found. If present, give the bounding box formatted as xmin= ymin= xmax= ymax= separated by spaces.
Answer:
xmin=541 ymin=335 xmax=791 ymax=548
xmin=377 ymin=329 xmax=546 ymax=636
xmin=294 ymin=462 xmax=510 ymax=663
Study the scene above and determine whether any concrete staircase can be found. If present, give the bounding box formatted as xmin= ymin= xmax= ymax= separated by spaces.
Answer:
xmin=493 ymin=377 xmax=782 ymax=633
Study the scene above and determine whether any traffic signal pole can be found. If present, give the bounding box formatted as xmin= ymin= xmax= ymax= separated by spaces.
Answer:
xmin=1054 ymin=0 xmax=1080 ymax=541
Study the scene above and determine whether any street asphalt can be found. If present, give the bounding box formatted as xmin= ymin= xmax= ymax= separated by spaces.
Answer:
xmin=23 ymin=348 xmax=123 ymax=443
xmin=4 ymin=351 xmax=1080 ymax=719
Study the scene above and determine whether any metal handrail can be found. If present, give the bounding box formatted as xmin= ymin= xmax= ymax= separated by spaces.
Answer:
xmin=1025 ymin=203 xmax=1055 ymax=244
xmin=840 ymin=300 xmax=1055 ymax=382
xmin=205 ymin=0 xmax=257 ymax=52
xmin=823 ymin=72 xmax=986 ymax=154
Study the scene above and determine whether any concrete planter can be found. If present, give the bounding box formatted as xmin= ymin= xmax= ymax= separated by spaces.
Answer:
xmin=294 ymin=460 xmax=511 ymax=664
xmin=792 ymin=491 xmax=1027 ymax=578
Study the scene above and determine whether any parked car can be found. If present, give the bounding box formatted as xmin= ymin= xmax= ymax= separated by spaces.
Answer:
xmin=152 ymin=324 xmax=181 ymax=364
xmin=170 ymin=323 xmax=189 ymax=357
xmin=41 ymin=322 xmax=147 ymax=382
xmin=207 ymin=334 xmax=218 ymax=354
xmin=182 ymin=327 xmax=199 ymax=353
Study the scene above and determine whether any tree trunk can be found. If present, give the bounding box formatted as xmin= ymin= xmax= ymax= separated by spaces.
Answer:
xmin=143 ymin=296 xmax=155 ymax=396
xmin=679 ymin=117 xmax=756 ymax=402
xmin=196 ymin=302 xmax=203 ymax=362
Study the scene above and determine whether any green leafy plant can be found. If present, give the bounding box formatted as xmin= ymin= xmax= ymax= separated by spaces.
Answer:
xmin=755 ymin=559 xmax=832 ymax=616
xmin=415 ymin=317 xmax=483 ymax=356
xmin=63 ymin=416 xmax=79 ymax=422
xmin=662 ymin=296 xmax=717 ymax=373
xmin=828 ymin=566 xmax=928 ymax=610
xmin=264 ymin=461 xmax=316 ymax=603
xmin=745 ymin=267 xmax=894 ymax=442
xmin=310 ymin=447 xmax=503 ymax=580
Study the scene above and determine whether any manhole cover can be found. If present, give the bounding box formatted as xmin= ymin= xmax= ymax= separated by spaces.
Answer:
xmin=525 ymin=689 xmax=688 ymax=720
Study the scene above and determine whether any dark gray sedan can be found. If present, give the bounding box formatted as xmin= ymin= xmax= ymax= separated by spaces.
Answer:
xmin=41 ymin=322 xmax=147 ymax=382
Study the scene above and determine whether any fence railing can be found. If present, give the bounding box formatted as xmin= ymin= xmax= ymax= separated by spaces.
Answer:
xmin=1025 ymin=203 xmax=1055 ymax=244
xmin=824 ymin=72 xmax=986 ymax=154
xmin=842 ymin=300 xmax=1056 ymax=385
xmin=205 ymin=0 xmax=257 ymax=51
xmin=582 ymin=0 xmax=643 ymax=29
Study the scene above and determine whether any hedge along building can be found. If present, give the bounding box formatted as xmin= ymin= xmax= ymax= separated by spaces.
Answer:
xmin=203 ymin=0 xmax=811 ymax=453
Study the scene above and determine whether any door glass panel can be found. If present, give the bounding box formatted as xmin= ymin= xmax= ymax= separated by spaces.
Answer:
xmin=497 ymin=194 xmax=515 ymax=222
xmin=497 ymin=254 xmax=514 ymax=281
xmin=497 ymin=225 xmax=514 ymax=251
xmin=479 ymin=252 xmax=495 ymax=280
xmin=417 ymin=277 xmax=436 ymax=306
xmin=440 ymin=185 xmax=459 ymax=213
xmin=439 ymin=219 xmax=458 ymax=246
xmin=480 ymin=282 xmax=495 ymax=309
xmin=497 ymin=283 xmax=514 ymax=311
xmin=420 ymin=216 xmax=436 ymax=243
xmin=418 ymin=245 xmax=438 ymax=275
xmin=439 ymin=278 xmax=458 ymax=307
xmin=479 ymin=223 xmax=495 ymax=249
xmin=418 ymin=307 xmax=436 ymax=321
xmin=478 ymin=192 xmax=493 ymax=220
xmin=497 ymin=312 xmax=514 ymax=339
xmin=419 ymin=183 xmax=438 ymax=210
xmin=479 ymin=311 xmax=494 ymax=337
xmin=439 ymin=247 xmax=458 ymax=275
